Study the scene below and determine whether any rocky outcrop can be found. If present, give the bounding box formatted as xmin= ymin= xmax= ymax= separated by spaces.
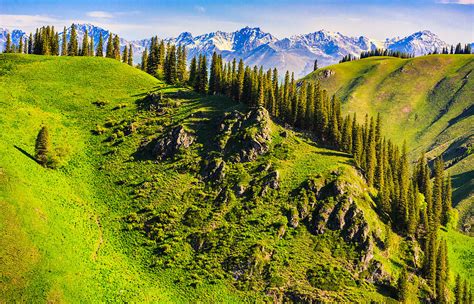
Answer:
xmin=217 ymin=107 xmax=271 ymax=162
xmin=201 ymin=158 xmax=226 ymax=183
xmin=260 ymin=170 xmax=280 ymax=195
xmin=152 ymin=126 xmax=194 ymax=160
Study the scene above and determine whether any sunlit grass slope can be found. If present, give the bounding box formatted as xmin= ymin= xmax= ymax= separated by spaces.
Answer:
xmin=304 ymin=55 xmax=474 ymax=224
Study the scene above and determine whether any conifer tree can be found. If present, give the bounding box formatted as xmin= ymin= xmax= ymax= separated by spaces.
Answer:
xmin=196 ymin=55 xmax=207 ymax=94
xmin=35 ymin=126 xmax=51 ymax=166
xmin=28 ymin=33 xmax=33 ymax=54
xmin=436 ymin=240 xmax=448 ymax=303
xmin=164 ymin=44 xmax=177 ymax=84
xmin=236 ymin=59 xmax=245 ymax=102
xmin=18 ymin=37 xmax=23 ymax=54
xmin=127 ymin=44 xmax=133 ymax=66
xmin=313 ymin=59 xmax=318 ymax=71
xmin=81 ymin=31 xmax=89 ymax=56
xmin=53 ymin=32 xmax=59 ymax=55
xmin=441 ymin=174 xmax=452 ymax=226
xmin=398 ymin=267 xmax=409 ymax=302
xmin=5 ymin=33 xmax=11 ymax=53
xmin=209 ymin=52 xmax=219 ymax=94
xmin=141 ymin=49 xmax=148 ymax=71
xmin=188 ymin=56 xmax=197 ymax=86
xmin=432 ymin=158 xmax=444 ymax=227
xmin=122 ymin=44 xmax=128 ymax=62
xmin=113 ymin=35 xmax=120 ymax=60
xmin=68 ymin=24 xmax=78 ymax=56
xmin=96 ymin=33 xmax=104 ymax=57
xmin=60 ymin=27 xmax=67 ymax=55
xmin=177 ymin=45 xmax=186 ymax=82
xmin=106 ymin=34 xmax=114 ymax=58
xmin=296 ymin=82 xmax=306 ymax=127
xmin=366 ymin=118 xmax=377 ymax=187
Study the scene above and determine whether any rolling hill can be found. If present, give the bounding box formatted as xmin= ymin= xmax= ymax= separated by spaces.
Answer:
xmin=304 ymin=55 xmax=474 ymax=231
xmin=0 ymin=54 xmax=472 ymax=302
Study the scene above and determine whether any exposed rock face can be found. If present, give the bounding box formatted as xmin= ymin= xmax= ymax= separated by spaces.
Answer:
xmin=217 ymin=107 xmax=271 ymax=162
xmin=260 ymin=170 xmax=280 ymax=195
xmin=321 ymin=69 xmax=335 ymax=78
xmin=152 ymin=126 xmax=194 ymax=160
xmin=202 ymin=158 xmax=226 ymax=183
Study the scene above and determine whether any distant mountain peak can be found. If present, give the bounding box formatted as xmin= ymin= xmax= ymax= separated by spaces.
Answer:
xmin=0 ymin=23 xmax=458 ymax=77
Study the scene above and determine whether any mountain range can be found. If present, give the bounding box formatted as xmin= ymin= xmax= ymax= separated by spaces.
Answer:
xmin=0 ymin=24 xmax=469 ymax=77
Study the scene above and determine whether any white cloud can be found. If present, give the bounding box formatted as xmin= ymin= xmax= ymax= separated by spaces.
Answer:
xmin=0 ymin=14 xmax=66 ymax=32
xmin=86 ymin=11 xmax=114 ymax=19
xmin=437 ymin=0 xmax=474 ymax=4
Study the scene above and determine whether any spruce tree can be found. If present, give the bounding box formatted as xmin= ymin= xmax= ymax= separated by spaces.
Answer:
xmin=61 ymin=27 xmax=67 ymax=55
xmin=436 ymin=240 xmax=448 ymax=303
xmin=177 ymin=45 xmax=186 ymax=82
xmin=96 ymin=33 xmax=104 ymax=57
xmin=188 ymin=56 xmax=197 ymax=87
xmin=106 ymin=34 xmax=114 ymax=58
xmin=441 ymin=174 xmax=452 ymax=226
xmin=398 ymin=267 xmax=409 ymax=302
xmin=68 ymin=24 xmax=78 ymax=56
xmin=5 ymin=33 xmax=11 ymax=53
xmin=122 ymin=44 xmax=128 ymax=62
xmin=127 ymin=44 xmax=133 ymax=66
xmin=141 ymin=49 xmax=148 ymax=71
xmin=28 ymin=33 xmax=33 ymax=54
xmin=366 ymin=118 xmax=377 ymax=187
xmin=113 ymin=35 xmax=120 ymax=60
xmin=35 ymin=126 xmax=51 ymax=166
xmin=18 ymin=37 xmax=23 ymax=54
xmin=432 ymin=158 xmax=444 ymax=227
xmin=81 ymin=31 xmax=89 ymax=56
xmin=164 ymin=44 xmax=177 ymax=84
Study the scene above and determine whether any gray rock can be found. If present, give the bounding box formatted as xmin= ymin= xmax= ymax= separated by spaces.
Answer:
xmin=261 ymin=170 xmax=280 ymax=195
xmin=202 ymin=158 xmax=226 ymax=183
xmin=152 ymin=126 xmax=194 ymax=160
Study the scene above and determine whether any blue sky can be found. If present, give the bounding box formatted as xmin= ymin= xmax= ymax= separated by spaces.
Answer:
xmin=0 ymin=0 xmax=473 ymax=43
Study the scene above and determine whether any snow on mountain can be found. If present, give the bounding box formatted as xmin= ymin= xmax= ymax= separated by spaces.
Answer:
xmin=0 ymin=24 xmax=458 ymax=77
xmin=0 ymin=28 xmax=27 ymax=52
xmin=165 ymin=27 xmax=278 ymax=61
xmin=60 ymin=24 xmax=146 ymax=62
xmin=385 ymin=30 xmax=449 ymax=56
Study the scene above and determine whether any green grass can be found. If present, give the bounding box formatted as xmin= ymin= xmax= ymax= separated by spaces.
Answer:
xmin=304 ymin=54 xmax=474 ymax=223
xmin=0 ymin=54 xmax=244 ymax=302
xmin=1 ymin=53 xmax=472 ymax=302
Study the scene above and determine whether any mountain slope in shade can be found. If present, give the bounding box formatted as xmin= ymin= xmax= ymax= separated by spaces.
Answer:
xmin=0 ymin=24 xmax=461 ymax=76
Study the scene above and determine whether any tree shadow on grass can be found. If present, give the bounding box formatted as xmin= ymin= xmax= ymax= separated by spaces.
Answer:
xmin=14 ymin=145 xmax=41 ymax=165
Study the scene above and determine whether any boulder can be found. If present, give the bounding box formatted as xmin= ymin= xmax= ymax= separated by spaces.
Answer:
xmin=152 ymin=126 xmax=194 ymax=160
xmin=217 ymin=107 xmax=272 ymax=163
xmin=261 ymin=170 xmax=280 ymax=195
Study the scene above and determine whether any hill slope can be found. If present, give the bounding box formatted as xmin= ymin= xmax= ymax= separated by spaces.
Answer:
xmin=0 ymin=54 xmax=472 ymax=302
xmin=304 ymin=55 xmax=474 ymax=230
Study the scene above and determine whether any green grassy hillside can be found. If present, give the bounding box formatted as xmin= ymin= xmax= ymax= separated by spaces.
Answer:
xmin=0 ymin=54 xmax=472 ymax=302
xmin=304 ymin=55 xmax=474 ymax=229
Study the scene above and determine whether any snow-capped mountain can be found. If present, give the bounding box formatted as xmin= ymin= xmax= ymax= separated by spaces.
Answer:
xmin=385 ymin=30 xmax=449 ymax=56
xmin=59 ymin=24 xmax=147 ymax=62
xmin=0 ymin=24 xmax=462 ymax=77
xmin=0 ymin=28 xmax=27 ymax=51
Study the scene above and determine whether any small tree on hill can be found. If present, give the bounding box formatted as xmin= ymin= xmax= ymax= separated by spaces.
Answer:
xmin=5 ymin=33 xmax=11 ymax=53
xmin=35 ymin=126 xmax=51 ymax=166
xmin=398 ymin=267 xmax=409 ymax=302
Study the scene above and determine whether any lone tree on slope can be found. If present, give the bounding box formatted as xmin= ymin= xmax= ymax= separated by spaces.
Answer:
xmin=35 ymin=126 xmax=51 ymax=166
